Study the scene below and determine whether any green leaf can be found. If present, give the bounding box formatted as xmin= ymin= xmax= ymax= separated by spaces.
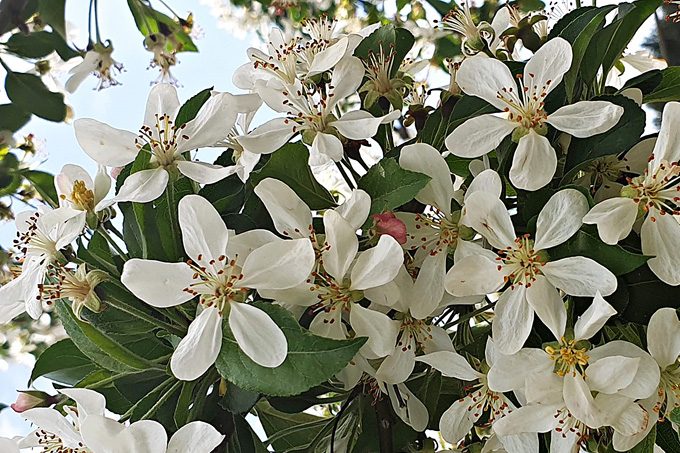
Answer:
xmin=221 ymin=382 xmax=260 ymax=414
xmin=249 ymin=143 xmax=336 ymax=210
xmin=30 ymin=339 xmax=98 ymax=385
xmin=5 ymin=70 xmax=66 ymax=122
xmin=621 ymin=265 xmax=680 ymax=324
xmin=358 ymin=158 xmax=430 ymax=217
xmin=23 ymin=170 xmax=59 ymax=206
xmin=582 ymin=0 xmax=662 ymax=82
xmin=549 ymin=229 xmax=648 ymax=276
xmin=38 ymin=0 xmax=66 ymax=37
xmin=199 ymin=151 xmax=245 ymax=215
xmin=564 ymin=95 xmax=645 ymax=172
xmin=0 ymin=103 xmax=31 ymax=132
xmin=229 ymin=415 xmax=270 ymax=453
xmin=656 ymin=421 xmax=680 ymax=453
xmin=175 ymin=87 xmax=212 ymax=127
xmin=257 ymin=401 xmax=327 ymax=452
xmin=643 ymin=67 xmax=680 ymax=103
xmin=215 ymin=301 xmax=366 ymax=397
xmin=551 ymin=6 xmax=615 ymax=99
xmin=620 ymin=69 xmax=663 ymax=96
xmin=6 ymin=31 xmax=55 ymax=58
xmin=55 ymin=301 xmax=158 ymax=373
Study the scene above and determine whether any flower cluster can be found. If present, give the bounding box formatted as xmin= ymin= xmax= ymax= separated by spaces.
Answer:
xmin=1 ymin=4 xmax=679 ymax=453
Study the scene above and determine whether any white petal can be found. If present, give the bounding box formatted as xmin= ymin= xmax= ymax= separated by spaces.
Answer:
xmin=257 ymin=281 xmax=318 ymax=307
xmin=572 ymin=292 xmax=617 ymax=340
xmin=144 ymin=83 xmax=180 ymax=127
xmin=525 ymin=276 xmax=566 ymax=341
xmin=22 ymin=408 xmax=82 ymax=447
xmin=492 ymin=404 xmax=560 ymax=436
xmin=124 ymin=420 xmax=168 ymax=453
xmin=181 ymin=92 xmax=253 ymax=151
xmin=350 ymin=235 xmax=403 ymax=290
xmin=167 ymin=421 xmax=225 ymax=453
xmin=399 ymin=143 xmax=455 ymax=214
xmin=445 ymin=254 xmax=505 ymax=296
xmin=322 ymin=210 xmax=358 ymax=282
xmin=509 ymin=130 xmax=557 ymax=191
xmin=445 ymin=114 xmax=516 ymax=158
xmin=587 ymin=355 xmax=640 ymax=394
xmin=563 ymin=373 xmax=602 ymax=428
xmin=415 ymin=351 xmax=481 ymax=380
xmin=254 ymin=178 xmax=312 ymax=238
xmin=411 ymin=252 xmax=446 ymax=319
xmin=74 ymin=118 xmax=138 ymax=167
xmin=392 ymin=383 xmax=429 ymax=432
xmin=178 ymin=194 xmax=229 ymax=264
xmin=229 ymin=302 xmax=287 ymax=368
xmin=312 ymin=132 xmax=344 ymax=162
xmin=55 ymin=164 xmax=94 ymax=200
xmin=327 ymin=56 xmax=364 ymax=111
xmin=596 ymin=393 xmax=649 ymax=437
xmin=238 ymin=118 xmax=296 ymax=155
xmin=226 ymin=229 xmax=280 ymax=263
xmin=524 ymin=37 xmax=572 ymax=97
xmin=547 ymin=101 xmax=624 ymax=137
xmin=80 ymin=415 xmax=128 ymax=453
xmin=376 ymin=341 xmax=416 ymax=384
xmin=349 ymin=304 xmax=399 ymax=358
xmin=335 ymin=189 xmax=370 ymax=230
xmin=534 ymin=189 xmax=589 ymax=250
xmin=589 ymin=341 xmax=661 ymax=400
xmin=492 ymin=286 xmax=533 ymax=354
xmin=487 ymin=348 xmax=553 ymax=393
xmin=439 ymin=397 xmax=476 ymax=444
xmin=647 ymin=307 xmax=680 ymax=369
xmin=465 ymin=169 xmax=503 ymax=201
xmin=59 ymin=388 xmax=106 ymax=420
xmin=542 ymin=256 xmax=617 ymax=296
xmin=456 ymin=55 xmax=517 ymax=111
xmin=641 ymin=212 xmax=680 ymax=285
xmin=307 ymin=37 xmax=348 ymax=75
xmin=239 ymin=238 xmax=315 ymax=290
xmin=650 ymin=102 xmax=680 ymax=168
xmin=171 ymin=307 xmax=223 ymax=381
xmin=176 ymin=160 xmax=233 ymax=185
xmin=121 ymin=259 xmax=195 ymax=308
xmin=461 ymin=191 xmax=515 ymax=249
xmin=95 ymin=168 xmax=168 ymax=211
xmin=93 ymin=165 xmax=111 ymax=205
xmin=582 ymin=197 xmax=639 ymax=245
xmin=332 ymin=110 xmax=397 ymax=140
xmin=0 ymin=438 xmax=18 ymax=453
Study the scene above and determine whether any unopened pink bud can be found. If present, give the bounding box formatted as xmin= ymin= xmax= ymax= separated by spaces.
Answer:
xmin=11 ymin=391 xmax=59 ymax=413
xmin=110 ymin=166 xmax=124 ymax=179
xmin=372 ymin=212 xmax=407 ymax=245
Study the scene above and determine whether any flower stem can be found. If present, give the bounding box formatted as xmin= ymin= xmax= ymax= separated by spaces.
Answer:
xmin=140 ymin=379 xmax=182 ymax=420
xmin=97 ymin=226 xmax=129 ymax=261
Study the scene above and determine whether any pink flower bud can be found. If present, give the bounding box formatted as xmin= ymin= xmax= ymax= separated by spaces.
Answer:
xmin=372 ymin=212 xmax=407 ymax=245
xmin=110 ymin=166 xmax=124 ymax=179
xmin=11 ymin=390 xmax=59 ymax=413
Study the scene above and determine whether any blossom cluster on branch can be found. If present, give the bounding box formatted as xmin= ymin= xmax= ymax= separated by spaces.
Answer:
xmin=1 ymin=0 xmax=680 ymax=452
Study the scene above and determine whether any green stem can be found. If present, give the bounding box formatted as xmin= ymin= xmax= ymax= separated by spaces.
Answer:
xmin=139 ymin=380 xmax=182 ymax=420
xmin=93 ymin=0 xmax=102 ymax=43
xmin=120 ymin=377 xmax=175 ymax=420
xmin=98 ymin=226 xmax=129 ymax=260
xmin=384 ymin=125 xmax=395 ymax=153
xmin=165 ymin=183 xmax=181 ymax=261
xmin=85 ymin=370 xmax=143 ymax=389
xmin=335 ymin=162 xmax=356 ymax=190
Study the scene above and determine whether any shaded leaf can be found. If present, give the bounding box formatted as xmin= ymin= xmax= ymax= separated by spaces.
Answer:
xmin=358 ymin=158 xmax=430 ymax=217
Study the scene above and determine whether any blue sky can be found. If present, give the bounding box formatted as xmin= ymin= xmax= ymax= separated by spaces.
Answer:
xmin=0 ymin=0 xmax=254 ymax=437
